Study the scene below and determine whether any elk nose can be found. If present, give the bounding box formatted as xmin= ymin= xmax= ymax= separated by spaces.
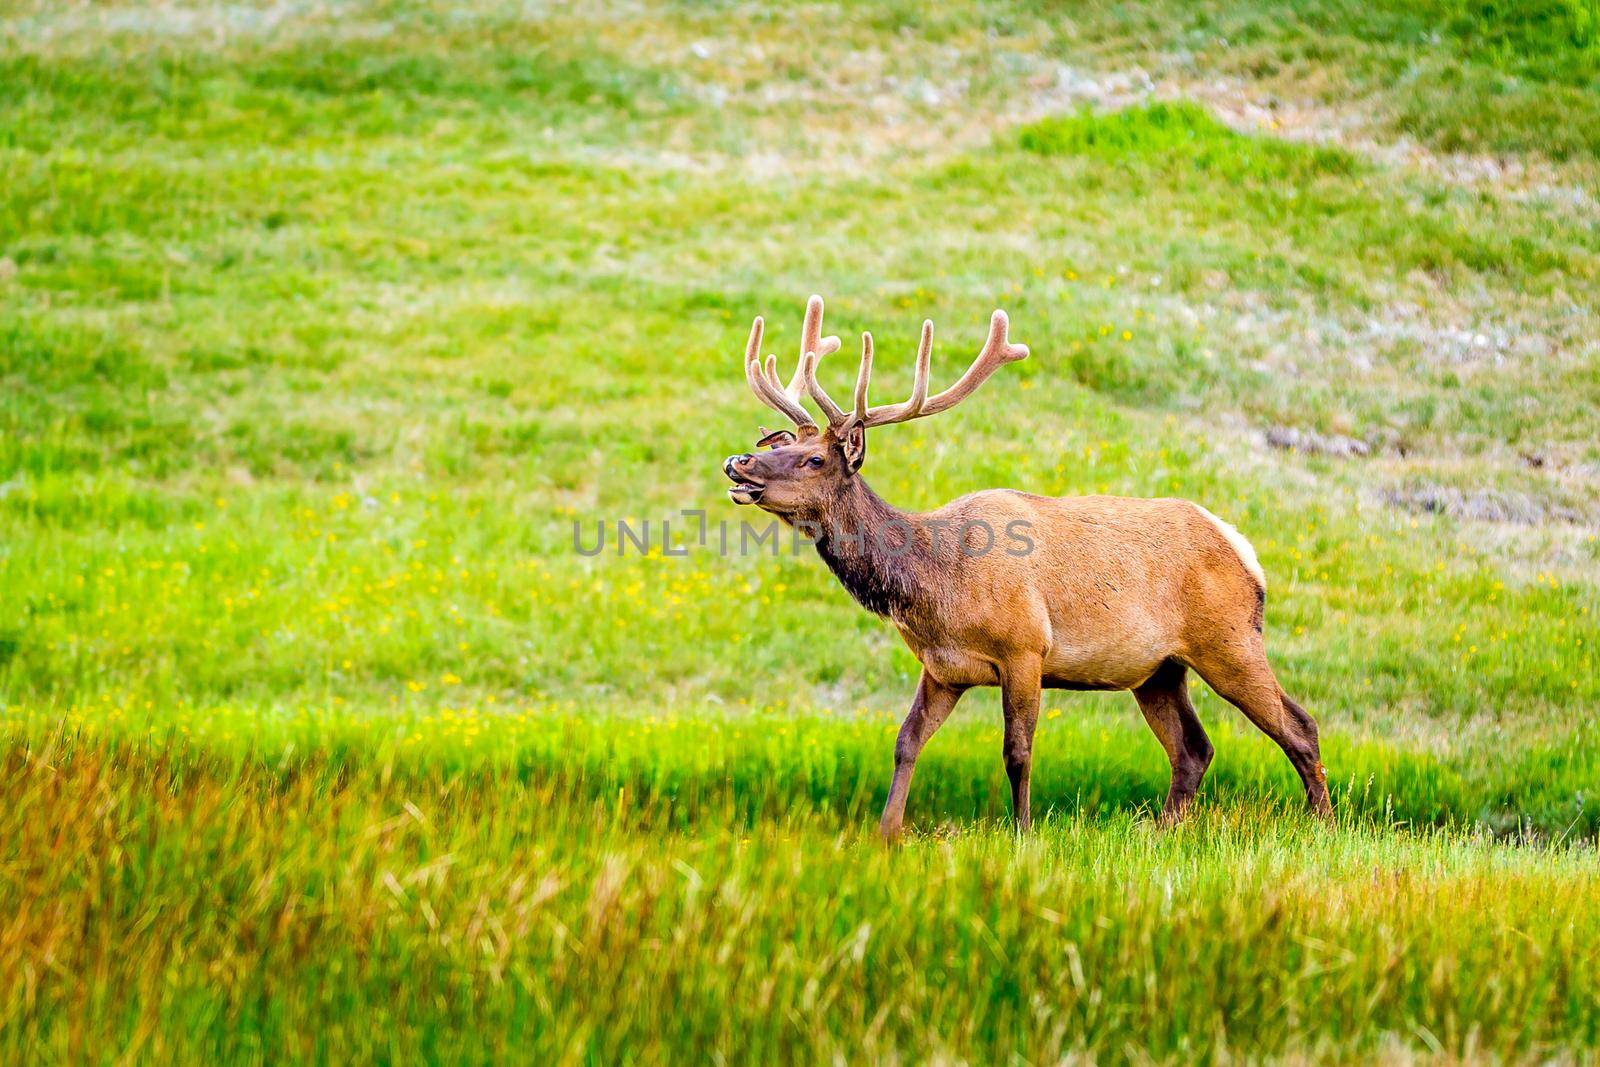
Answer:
xmin=723 ymin=454 xmax=753 ymax=477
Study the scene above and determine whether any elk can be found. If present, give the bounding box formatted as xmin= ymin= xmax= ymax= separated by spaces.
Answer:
xmin=723 ymin=296 xmax=1329 ymax=839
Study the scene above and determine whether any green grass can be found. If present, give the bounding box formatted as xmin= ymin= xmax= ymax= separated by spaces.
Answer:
xmin=1020 ymin=101 xmax=1360 ymax=182
xmin=1081 ymin=0 xmax=1600 ymax=159
xmin=2 ymin=0 xmax=1599 ymax=1061
xmin=6 ymin=722 xmax=1600 ymax=1063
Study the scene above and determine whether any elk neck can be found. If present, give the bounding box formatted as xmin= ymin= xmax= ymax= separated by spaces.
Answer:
xmin=797 ymin=474 xmax=939 ymax=619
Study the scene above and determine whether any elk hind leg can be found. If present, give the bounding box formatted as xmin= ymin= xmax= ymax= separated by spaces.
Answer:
xmin=1190 ymin=642 xmax=1330 ymax=814
xmin=1132 ymin=659 xmax=1214 ymax=824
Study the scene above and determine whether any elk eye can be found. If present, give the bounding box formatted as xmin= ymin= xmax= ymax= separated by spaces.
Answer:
xmin=806 ymin=455 xmax=825 ymax=468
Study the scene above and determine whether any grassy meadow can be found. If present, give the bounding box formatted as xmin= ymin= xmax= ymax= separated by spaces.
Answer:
xmin=3 ymin=0 xmax=1600 ymax=1061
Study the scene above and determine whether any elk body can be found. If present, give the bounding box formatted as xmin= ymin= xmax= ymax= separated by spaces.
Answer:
xmin=724 ymin=297 xmax=1330 ymax=839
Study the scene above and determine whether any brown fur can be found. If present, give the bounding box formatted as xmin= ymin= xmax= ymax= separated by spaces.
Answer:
xmin=728 ymin=299 xmax=1330 ymax=838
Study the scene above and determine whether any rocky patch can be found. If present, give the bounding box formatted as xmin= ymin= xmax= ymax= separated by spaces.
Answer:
xmin=1380 ymin=484 xmax=1592 ymax=527
xmin=1265 ymin=426 xmax=1371 ymax=459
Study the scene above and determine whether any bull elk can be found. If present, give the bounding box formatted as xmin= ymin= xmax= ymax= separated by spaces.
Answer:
xmin=723 ymin=296 xmax=1330 ymax=838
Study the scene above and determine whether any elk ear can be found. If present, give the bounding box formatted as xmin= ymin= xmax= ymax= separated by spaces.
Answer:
xmin=755 ymin=428 xmax=796 ymax=450
xmin=840 ymin=422 xmax=867 ymax=472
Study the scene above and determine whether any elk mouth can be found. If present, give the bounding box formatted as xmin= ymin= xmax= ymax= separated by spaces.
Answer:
xmin=726 ymin=478 xmax=765 ymax=504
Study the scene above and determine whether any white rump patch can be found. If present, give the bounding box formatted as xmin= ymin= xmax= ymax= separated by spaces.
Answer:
xmin=1193 ymin=505 xmax=1266 ymax=590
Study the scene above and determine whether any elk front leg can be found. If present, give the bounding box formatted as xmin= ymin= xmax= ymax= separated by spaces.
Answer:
xmin=879 ymin=670 xmax=964 ymax=843
xmin=999 ymin=656 xmax=1043 ymax=833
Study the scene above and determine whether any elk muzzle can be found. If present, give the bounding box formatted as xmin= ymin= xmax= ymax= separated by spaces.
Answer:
xmin=723 ymin=454 xmax=764 ymax=504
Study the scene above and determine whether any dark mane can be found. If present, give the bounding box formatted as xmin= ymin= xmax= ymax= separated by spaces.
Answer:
xmin=805 ymin=477 xmax=934 ymax=618
xmin=813 ymin=534 xmax=918 ymax=617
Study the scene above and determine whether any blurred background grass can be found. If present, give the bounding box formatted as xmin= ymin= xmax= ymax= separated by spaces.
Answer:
xmin=3 ymin=0 xmax=1595 ymax=804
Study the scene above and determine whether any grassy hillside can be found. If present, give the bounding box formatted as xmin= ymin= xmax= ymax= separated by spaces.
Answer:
xmin=2 ymin=0 xmax=1597 ymax=1061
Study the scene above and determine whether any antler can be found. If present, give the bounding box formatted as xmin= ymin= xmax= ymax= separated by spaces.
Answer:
xmin=805 ymin=308 xmax=1028 ymax=430
xmin=742 ymin=295 xmax=841 ymax=431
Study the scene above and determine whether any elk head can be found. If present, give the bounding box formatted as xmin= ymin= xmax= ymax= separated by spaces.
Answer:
xmin=723 ymin=296 xmax=1029 ymax=517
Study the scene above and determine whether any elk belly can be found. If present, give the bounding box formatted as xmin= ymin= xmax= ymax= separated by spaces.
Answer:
xmin=1041 ymin=625 xmax=1171 ymax=690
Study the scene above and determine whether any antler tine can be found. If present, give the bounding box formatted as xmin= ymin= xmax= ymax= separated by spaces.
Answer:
xmin=850 ymin=332 xmax=873 ymax=424
xmin=743 ymin=315 xmax=817 ymax=431
xmin=852 ymin=320 xmax=931 ymax=427
xmin=859 ymin=310 xmax=1025 ymax=429
xmin=745 ymin=313 xmax=763 ymax=365
xmin=801 ymin=347 xmax=849 ymax=426
xmin=784 ymin=294 xmax=841 ymax=399
xmin=908 ymin=319 xmax=932 ymax=411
